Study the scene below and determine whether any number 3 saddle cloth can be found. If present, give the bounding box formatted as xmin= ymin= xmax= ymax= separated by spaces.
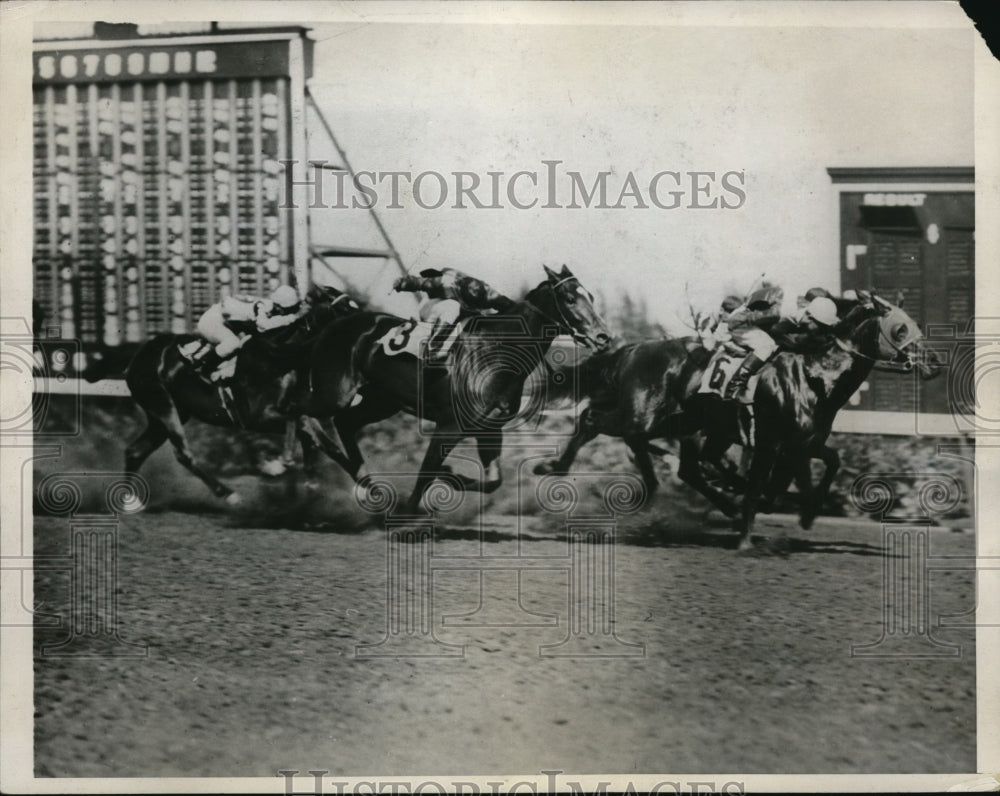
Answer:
xmin=376 ymin=318 xmax=464 ymax=362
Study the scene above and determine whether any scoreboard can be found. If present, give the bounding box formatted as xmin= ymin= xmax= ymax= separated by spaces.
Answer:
xmin=32 ymin=27 xmax=313 ymax=372
xmin=829 ymin=167 xmax=975 ymax=425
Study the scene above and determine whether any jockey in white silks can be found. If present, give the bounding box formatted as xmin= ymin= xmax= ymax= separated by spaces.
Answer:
xmin=193 ymin=284 xmax=303 ymax=381
xmin=716 ymin=284 xmax=839 ymax=399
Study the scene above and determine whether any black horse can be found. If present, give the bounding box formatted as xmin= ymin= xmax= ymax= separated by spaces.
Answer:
xmin=535 ymin=291 xmax=943 ymax=548
xmin=298 ymin=265 xmax=612 ymax=512
xmin=102 ymin=284 xmax=361 ymax=505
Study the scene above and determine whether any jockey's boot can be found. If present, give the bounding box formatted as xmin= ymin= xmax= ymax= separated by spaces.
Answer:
xmin=193 ymin=348 xmax=224 ymax=383
xmin=725 ymin=353 xmax=766 ymax=400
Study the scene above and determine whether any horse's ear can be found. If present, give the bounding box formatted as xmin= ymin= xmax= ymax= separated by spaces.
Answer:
xmin=872 ymin=293 xmax=894 ymax=315
xmin=895 ymin=290 xmax=905 ymax=309
xmin=856 ymin=289 xmax=873 ymax=307
xmin=560 ymin=264 xmax=572 ymax=277
xmin=543 ymin=264 xmax=559 ymax=281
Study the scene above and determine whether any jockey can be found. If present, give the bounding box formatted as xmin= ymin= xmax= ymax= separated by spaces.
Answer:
xmin=393 ymin=267 xmax=514 ymax=322
xmin=393 ymin=268 xmax=514 ymax=360
xmin=719 ymin=283 xmax=785 ymax=399
xmin=193 ymin=284 xmax=303 ymax=380
xmin=722 ymin=285 xmax=841 ymax=399
xmin=771 ymin=294 xmax=840 ymax=353
xmin=797 ymin=285 xmax=833 ymax=310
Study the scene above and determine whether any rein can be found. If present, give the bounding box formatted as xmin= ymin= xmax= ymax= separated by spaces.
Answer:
xmin=524 ymin=281 xmax=592 ymax=347
xmin=834 ymin=316 xmax=915 ymax=372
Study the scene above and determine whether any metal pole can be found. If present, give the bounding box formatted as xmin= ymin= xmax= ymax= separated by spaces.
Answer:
xmin=304 ymin=88 xmax=407 ymax=274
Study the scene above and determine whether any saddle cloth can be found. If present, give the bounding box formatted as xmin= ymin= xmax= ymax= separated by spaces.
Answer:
xmin=699 ymin=348 xmax=758 ymax=404
xmin=376 ymin=319 xmax=463 ymax=361
xmin=177 ymin=340 xmax=237 ymax=382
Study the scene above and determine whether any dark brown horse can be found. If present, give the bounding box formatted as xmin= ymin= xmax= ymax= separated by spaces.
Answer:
xmin=100 ymin=284 xmax=362 ymax=505
xmin=299 ymin=265 xmax=612 ymax=512
xmin=535 ymin=292 xmax=943 ymax=548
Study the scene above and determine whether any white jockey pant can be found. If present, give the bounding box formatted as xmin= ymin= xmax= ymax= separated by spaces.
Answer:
xmin=731 ymin=326 xmax=778 ymax=360
xmin=197 ymin=304 xmax=244 ymax=357
xmin=419 ymin=298 xmax=462 ymax=325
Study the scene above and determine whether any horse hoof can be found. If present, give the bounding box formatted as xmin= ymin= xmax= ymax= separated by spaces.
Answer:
xmin=736 ymin=538 xmax=756 ymax=554
xmin=260 ymin=458 xmax=287 ymax=477
xmin=800 ymin=515 xmax=815 ymax=531
xmin=225 ymin=493 xmax=243 ymax=506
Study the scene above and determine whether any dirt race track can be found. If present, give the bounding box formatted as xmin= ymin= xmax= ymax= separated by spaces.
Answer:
xmin=32 ymin=474 xmax=976 ymax=780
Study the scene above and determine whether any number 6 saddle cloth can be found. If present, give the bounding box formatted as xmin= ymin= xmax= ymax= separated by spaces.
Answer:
xmin=699 ymin=346 xmax=759 ymax=404
xmin=376 ymin=318 xmax=464 ymax=362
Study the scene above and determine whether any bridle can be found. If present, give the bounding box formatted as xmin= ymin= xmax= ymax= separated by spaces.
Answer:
xmin=524 ymin=279 xmax=600 ymax=349
xmin=834 ymin=314 xmax=918 ymax=373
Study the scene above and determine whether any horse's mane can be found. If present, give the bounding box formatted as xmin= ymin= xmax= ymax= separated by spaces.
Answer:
xmin=830 ymin=298 xmax=872 ymax=341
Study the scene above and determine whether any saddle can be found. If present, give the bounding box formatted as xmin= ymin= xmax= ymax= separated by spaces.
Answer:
xmin=699 ymin=345 xmax=757 ymax=404
xmin=376 ymin=318 xmax=463 ymax=362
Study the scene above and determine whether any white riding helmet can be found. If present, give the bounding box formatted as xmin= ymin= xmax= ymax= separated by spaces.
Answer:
xmin=271 ymin=285 xmax=300 ymax=309
xmin=804 ymin=296 xmax=838 ymax=326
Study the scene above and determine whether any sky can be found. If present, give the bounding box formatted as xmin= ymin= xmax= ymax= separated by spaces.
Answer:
xmin=27 ymin=5 xmax=977 ymax=332
xmin=302 ymin=15 xmax=974 ymax=329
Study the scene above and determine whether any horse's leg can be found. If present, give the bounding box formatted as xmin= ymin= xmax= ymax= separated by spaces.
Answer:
xmin=700 ymin=431 xmax=745 ymax=492
xmin=760 ymin=459 xmax=795 ymax=514
xmin=125 ymin=415 xmax=168 ymax=474
xmin=677 ymin=435 xmax=739 ymax=517
xmin=159 ymin=406 xmax=240 ymax=503
xmin=123 ymin=415 xmax=169 ymax=509
xmin=799 ymin=445 xmax=840 ymax=530
xmin=476 ymin=434 xmax=504 ymax=493
xmin=332 ymin=396 xmax=401 ymax=480
xmin=737 ymin=443 xmax=779 ymax=551
xmin=445 ymin=433 xmax=506 ymax=494
xmin=296 ymin=423 xmax=323 ymax=490
xmin=297 ymin=416 xmax=357 ymax=479
xmin=281 ymin=419 xmax=297 ymax=466
xmin=407 ymin=428 xmax=464 ymax=512
xmin=533 ymin=409 xmax=600 ymax=476
xmin=624 ymin=435 xmax=658 ymax=499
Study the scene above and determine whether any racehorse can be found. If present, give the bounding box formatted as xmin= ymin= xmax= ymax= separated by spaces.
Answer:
xmin=534 ymin=291 xmax=943 ymax=549
xmin=299 ymin=265 xmax=612 ymax=512
xmin=99 ymin=284 xmax=361 ymax=505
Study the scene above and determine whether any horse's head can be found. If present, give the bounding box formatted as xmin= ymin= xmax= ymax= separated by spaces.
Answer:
xmin=304 ymin=283 xmax=361 ymax=324
xmin=533 ymin=264 xmax=612 ymax=351
xmin=849 ymin=290 xmax=943 ymax=379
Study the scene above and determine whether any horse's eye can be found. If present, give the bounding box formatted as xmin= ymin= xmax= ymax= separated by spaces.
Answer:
xmin=893 ymin=324 xmax=907 ymax=342
xmin=565 ymin=294 xmax=577 ymax=305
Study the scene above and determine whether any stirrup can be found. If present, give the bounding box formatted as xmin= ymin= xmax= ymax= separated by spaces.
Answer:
xmin=725 ymin=376 xmax=748 ymax=400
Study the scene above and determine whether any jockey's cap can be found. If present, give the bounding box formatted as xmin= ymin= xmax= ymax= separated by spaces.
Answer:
xmin=804 ymin=286 xmax=832 ymax=302
xmin=804 ymin=296 xmax=838 ymax=326
xmin=271 ymin=285 xmax=300 ymax=308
